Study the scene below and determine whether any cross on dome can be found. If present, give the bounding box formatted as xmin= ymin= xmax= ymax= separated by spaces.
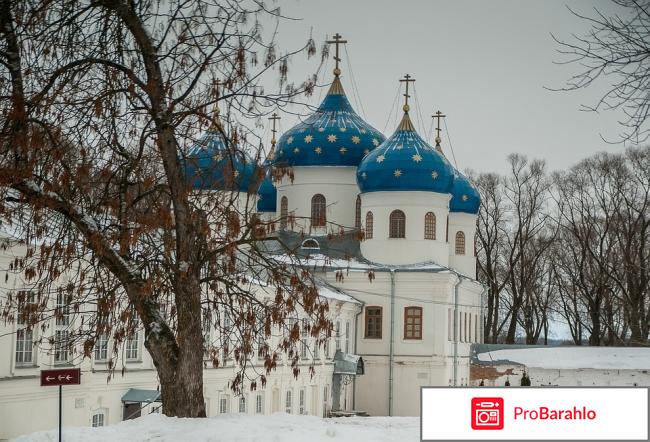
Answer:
xmin=432 ymin=110 xmax=446 ymax=151
xmin=326 ymin=33 xmax=348 ymax=77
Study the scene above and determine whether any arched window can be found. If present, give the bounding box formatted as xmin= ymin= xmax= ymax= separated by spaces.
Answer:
xmin=389 ymin=210 xmax=406 ymax=238
xmin=424 ymin=212 xmax=436 ymax=240
xmin=455 ymin=231 xmax=466 ymax=255
xmin=355 ymin=195 xmax=361 ymax=229
xmin=301 ymin=238 xmax=320 ymax=250
xmin=280 ymin=196 xmax=288 ymax=229
xmin=365 ymin=211 xmax=373 ymax=239
xmin=311 ymin=194 xmax=326 ymax=227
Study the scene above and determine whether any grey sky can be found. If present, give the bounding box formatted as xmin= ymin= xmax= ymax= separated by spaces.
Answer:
xmin=269 ymin=0 xmax=629 ymax=175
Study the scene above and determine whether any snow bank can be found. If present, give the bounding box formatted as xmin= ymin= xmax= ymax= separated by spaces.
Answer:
xmin=14 ymin=413 xmax=419 ymax=442
xmin=477 ymin=346 xmax=650 ymax=370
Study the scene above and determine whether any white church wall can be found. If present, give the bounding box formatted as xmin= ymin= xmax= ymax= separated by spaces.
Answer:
xmin=359 ymin=191 xmax=451 ymax=266
xmin=276 ymin=167 xmax=359 ymax=234
xmin=447 ymin=212 xmax=477 ymax=278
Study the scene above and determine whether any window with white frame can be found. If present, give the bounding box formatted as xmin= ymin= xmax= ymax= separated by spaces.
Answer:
xmin=300 ymin=339 xmax=307 ymax=359
xmin=322 ymin=385 xmax=329 ymax=417
xmin=324 ymin=336 xmax=330 ymax=359
xmin=344 ymin=321 xmax=350 ymax=353
xmin=475 ymin=313 xmax=479 ymax=342
xmin=447 ymin=309 xmax=452 ymax=341
xmin=92 ymin=409 xmax=107 ymax=427
xmin=239 ymin=396 xmax=246 ymax=413
xmin=222 ymin=311 xmax=231 ymax=364
xmin=55 ymin=292 xmax=70 ymax=326
xmin=15 ymin=328 xmax=33 ymax=365
xmin=219 ymin=395 xmax=229 ymax=414
xmin=94 ymin=334 xmax=108 ymax=361
xmin=285 ymin=389 xmax=292 ymax=413
xmin=299 ymin=388 xmax=306 ymax=414
xmin=313 ymin=339 xmax=319 ymax=360
xmin=54 ymin=330 xmax=69 ymax=363
xmin=257 ymin=335 xmax=265 ymax=361
xmin=255 ymin=393 xmax=264 ymax=414
xmin=335 ymin=321 xmax=341 ymax=351
xmin=125 ymin=331 xmax=140 ymax=361
xmin=202 ymin=310 xmax=211 ymax=359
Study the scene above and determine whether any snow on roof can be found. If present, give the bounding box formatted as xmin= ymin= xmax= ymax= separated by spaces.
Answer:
xmin=476 ymin=346 xmax=650 ymax=370
xmin=250 ymin=277 xmax=360 ymax=305
xmin=16 ymin=411 xmax=419 ymax=442
xmin=272 ymin=253 xmax=448 ymax=272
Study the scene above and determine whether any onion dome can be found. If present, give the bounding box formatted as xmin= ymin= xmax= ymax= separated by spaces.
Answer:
xmin=184 ymin=127 xmax=259 ymax=192
xmin=356 ymin=112 xmax=454 ymax=193
xmin=256 ymin=173 xmax=277 ymax=212
xmin=274 ymin=39 xmax=385 ymax=167
xmin=449 ymin=172 xmax=480 ymax=214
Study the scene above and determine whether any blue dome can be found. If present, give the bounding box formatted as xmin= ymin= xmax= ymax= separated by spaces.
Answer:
xmin=256 ymin=172 xmax=277 ymax=212
xmin=184 ymin=127 xmax=260 ymax=192
xmin=274 ymin=78 xmax=385 ymax=167
xmin=449 ymin=172 xmax=480 ymax=214
xmin=357 ymin=113 xmax=455 ymax=194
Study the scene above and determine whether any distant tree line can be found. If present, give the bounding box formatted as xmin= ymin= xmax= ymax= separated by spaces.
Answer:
xmin=473 ymin=145 xmax=649 ymax=346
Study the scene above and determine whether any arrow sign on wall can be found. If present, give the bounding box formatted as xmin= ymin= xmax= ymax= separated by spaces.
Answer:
xmin=40 ymin=368 xmax=81 ymax=386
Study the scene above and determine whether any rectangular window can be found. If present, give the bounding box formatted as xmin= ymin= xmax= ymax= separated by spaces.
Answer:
xmin=335 ymin=321 xmax=341 ymax=351
xmin=95 ymin=334 xmax=108 ymax=361
xmin=322 ymin=385 xmax=329 ymax=417
xmin=324 ymin=337 xmax=330 ymax=359
xmin=92 ymin=413 xmax=105 ymax=427
xmin=300 ymin=339 xmax=307 ymax=359
xmin=15 ymin=328 xmax=33 ymax=365
xmin=475 ymin=314 xmax=479 ymax=343
xmin=404 ymin=307 xmax=423 ymax=340
xmin=255 ymin=394 xmax=264 ymax=414
xmin=285 ymin=390 xmax=292 ymax=414
xmin=464 ymin=312 xmax=468 ymax=343
xmin=219 ymin=396 xmax=229 ymax=414
xmin=257 ymin=335 xmax=265 ymax=361
xmin=239 ymin=396 xmax=246 ymax=413
xmin=299 ymin=389 xmax=306 ymax=414
xmin=313 ymin=339 xmax=319 ymax=360
xmin=468 ymin=313 xmax=472 ymax=342
xmin=54 ymin=330 xmax=69 ymax=363
xmin=344 ymin=321 xmax=350 ymax=353
xmin=364 ymin=306 xmax=382 ymax=339
xmin=447 ymin=308 xmax=452 ymax=341
xmin=55 ymin=292 xmax=70 ymax=326
xmin=126 ymin=332 xmax=139 ymax=360
xmin=222 ymin=311 xmax=231 ymax=365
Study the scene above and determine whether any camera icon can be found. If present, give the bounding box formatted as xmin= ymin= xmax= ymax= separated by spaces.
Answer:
xmin=471 ymin=397 xmax=504 ymax=430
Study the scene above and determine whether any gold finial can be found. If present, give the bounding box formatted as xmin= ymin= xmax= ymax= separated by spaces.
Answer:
xmin=268 ymin=113 xmax=280 ymax=148
xmin=432 ymin=110 xmax=446 ymax=151
xmin=326 ymin=33 xmax=348 ymax=77
xmin=399 ymin=74 xmax=415 ymax=113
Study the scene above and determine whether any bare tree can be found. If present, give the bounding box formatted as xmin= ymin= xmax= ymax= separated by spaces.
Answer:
xmin=0 ymin=0 xmax=331 ymax=417
xmin=554 ymin=0 xmax=650 ymax=143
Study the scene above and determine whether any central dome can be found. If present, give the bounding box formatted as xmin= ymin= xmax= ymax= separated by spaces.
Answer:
xmin=356 ymin=113 xmax=454 ymax=193
xmin=274 ymin=77 xmax=385 ymax=167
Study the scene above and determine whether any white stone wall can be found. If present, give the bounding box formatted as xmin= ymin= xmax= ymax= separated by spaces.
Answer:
xmin=275 ymin=167 xmax=359 ymax=233
xmin=447 ymin=212 xmax=477 ymax=278
xmin=359 ymin=191 xmax=451 ymax=266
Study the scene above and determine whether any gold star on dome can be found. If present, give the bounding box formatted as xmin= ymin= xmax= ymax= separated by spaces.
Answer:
xmin=360 ymin=128 xmax=367 ymax=134
xmin=293 ymin=147 xmax=300 ymax=154
xmin=287 ymin=136 xmax=294 ymax=145
xmin=318 ymin=127 xmax=325 ymax=132
xmin=376 ymin=155 xmax=385 ymax=163
xmin=431 ymin=171 xmax=439 ymax=179
xmin=372 ymin=138 xmax=380 ymax=146
xmin=339 ymin=147 xmax=347 ymax=154
xmin=213 ymin=153 xmax=223 ymax=162
xmin=462 ymin=194 xmax=469 ymax=202
xmin=361 ymin=172 xmax=367 ymax=179
xmin=314 ymin=147 xmax=322 ymax=154
xmin=363 ymin=149 xmax=370 ymax=156
xmin=394 ymin=169 xmax=402 ymax=178
xmin=351 ymin=136 xmax=361 ymax=144
xmin=340 ymin=127 xmax=347 ymax=132
xmin=304 ymin=135 xmax=313 ymax=143
xmin=327 ymin=134 xmax=337 ymax=143
xmin=412 ymin=154 xmax=422 ymax=163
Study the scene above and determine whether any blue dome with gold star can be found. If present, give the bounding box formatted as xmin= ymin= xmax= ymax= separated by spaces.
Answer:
xmin=356 ymin=113 xmax=455 ymax=193
xmin=256 ymin=172 xmax=277 ymax=212
xmin=449 ymin=171 xmax=480 ymax=214
xmin=274 ymin=77 xmax=385 ymax=167
xmin=184 ymin=127 xmax=260 ymax=192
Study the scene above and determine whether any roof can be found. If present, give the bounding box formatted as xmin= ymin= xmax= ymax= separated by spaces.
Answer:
xmin=274 ymin=77 xmax=385 ymax=167
xmin=473 ymin=345 xmax=650 ymax=370
xmin=121 ymin=388 xmax=161 ymax=403
xmin=256 ymin=173 xmax=277 ymax=212
xmin=357 ymin=112 xmax=455 ymax=194
xmin=183 ymin=128 xmax=261 ymax=192
xmin=449 ymin=172 xmax=480 ymax=214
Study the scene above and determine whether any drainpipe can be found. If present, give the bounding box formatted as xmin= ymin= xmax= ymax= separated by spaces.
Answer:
xmin=479 ymin=285 xmax=486 ymax=344
xmin=352 ymin=302 xmax=364 ymax=411
xmin=453 ymin=274 xmax=462 ymax=386
xmin=388 ymin=269 xmax=396 ymax=416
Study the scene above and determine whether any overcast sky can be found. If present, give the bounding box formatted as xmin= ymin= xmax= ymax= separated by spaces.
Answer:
xmin=267 ymin=0 xmax=629 ymax=175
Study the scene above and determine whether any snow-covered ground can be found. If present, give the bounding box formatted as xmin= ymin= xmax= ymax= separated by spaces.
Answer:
xmin=14 ymin=413 xmax=419 ymax=442
xmin=476 ymin=346 xmax=650 ymax=370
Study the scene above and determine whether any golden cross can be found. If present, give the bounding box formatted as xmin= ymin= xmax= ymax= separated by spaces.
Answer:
xmin=432 ymin=110 xmax=446 ymax=147
xmin=326 ymin=33 xmax=348 ymax=76
xmin=399 ymin=74 xmax=416 ymax=112
xmin=269 ymin=113 xmax=280 ymax=147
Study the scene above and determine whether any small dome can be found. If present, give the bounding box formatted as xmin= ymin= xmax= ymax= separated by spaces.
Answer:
xmin=357 ymin=113 xmax=454 ymax=193
xmin=449 ymin=172 xmax=480 ymax=214
xmin=256 ymin=173 xmax=277 ymax=212
xmin=274 ymin=77 xmax=385 ymax=167
xmin=184 ymin=128 xmax=259 ymax=192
